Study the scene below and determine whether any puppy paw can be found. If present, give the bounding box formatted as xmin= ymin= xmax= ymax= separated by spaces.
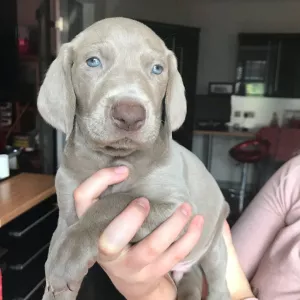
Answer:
xmin=45 ymin=227 xmax=96 ymax=298
xmin=42 ymin=287 xmax=78 ymax=300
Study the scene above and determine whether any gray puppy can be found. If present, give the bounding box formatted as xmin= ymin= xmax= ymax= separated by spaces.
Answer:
xmin=38 ymin=17 xmax=230 ymax=300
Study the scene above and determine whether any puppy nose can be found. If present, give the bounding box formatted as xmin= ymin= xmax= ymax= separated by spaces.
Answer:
xmin=111 ymin=101 xmax=146 ymax=131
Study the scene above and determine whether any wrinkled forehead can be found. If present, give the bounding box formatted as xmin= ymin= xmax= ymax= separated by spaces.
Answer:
xmin=73 ymin=21 xmax=167 ymax=55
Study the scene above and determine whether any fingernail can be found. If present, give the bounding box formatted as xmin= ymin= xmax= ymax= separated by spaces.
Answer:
xmin=100 ymin=231 xmax=126 ymax=253
xmin=134 ymin=197 xmax=149 ymax=210
xmin=100 ymin=225 xmax=131 ymax=253
xmin=180 ymin=203 xmax=191 ymax=216
xmin=114 ymin=166 xmax=128 ymax=174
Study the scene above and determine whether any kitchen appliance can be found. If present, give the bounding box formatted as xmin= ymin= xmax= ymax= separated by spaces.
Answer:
xmin=194 ymin=94 xmax=231 ymax=131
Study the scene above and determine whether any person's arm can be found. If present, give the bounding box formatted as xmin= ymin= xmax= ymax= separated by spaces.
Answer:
xmin=231 ymin=156 xmax=300 ymax=280
xmin=223 ymin=222 xmax=256 ymax=300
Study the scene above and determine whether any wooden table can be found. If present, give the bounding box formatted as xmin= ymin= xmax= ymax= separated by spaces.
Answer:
xmin=0 ymin=173 xmax=55 ymax=227
xmin=193 ymin=129 xmax=256 ymax=172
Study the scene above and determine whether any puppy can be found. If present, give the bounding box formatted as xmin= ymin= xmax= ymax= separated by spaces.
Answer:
xmin=38 ymin=17 xmax=230 ymax=300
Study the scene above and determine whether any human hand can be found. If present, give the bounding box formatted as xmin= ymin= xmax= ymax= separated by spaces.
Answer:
xmin=201 ymin=221 xmax=255 ymax=300
xmin=222 ymin=221 xmax=254 ymax=300
xmin=74 ymin=166 xmax=204 ymax=300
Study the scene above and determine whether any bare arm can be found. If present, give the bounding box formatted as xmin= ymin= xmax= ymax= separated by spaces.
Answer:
xmin=231 ymin=156 xmax=300 ymax=280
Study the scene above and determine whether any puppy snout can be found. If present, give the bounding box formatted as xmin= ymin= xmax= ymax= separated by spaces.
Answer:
xmin=111 ymin=101 xmax=146 ymax=131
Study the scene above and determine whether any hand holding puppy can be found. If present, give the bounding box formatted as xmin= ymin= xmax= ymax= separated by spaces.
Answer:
xmin=74 ymin=166 xmax=203 ymax=300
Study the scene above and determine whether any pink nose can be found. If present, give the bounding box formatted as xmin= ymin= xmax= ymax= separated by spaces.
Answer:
xmin=111 ymin=101 xmax=146 ymax=131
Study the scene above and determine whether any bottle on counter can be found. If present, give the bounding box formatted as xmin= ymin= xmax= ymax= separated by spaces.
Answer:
xmin=270 ymin=112 xmax=279 ymax=127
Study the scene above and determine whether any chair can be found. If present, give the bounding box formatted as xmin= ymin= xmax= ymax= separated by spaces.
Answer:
xmin=229 ymin=138 xmax=269 ymax=214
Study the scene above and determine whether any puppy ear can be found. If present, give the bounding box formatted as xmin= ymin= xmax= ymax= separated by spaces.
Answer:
xmin=37 ymin=43 xmax=76 ymax=139
xmin=165 ymin=51 xmax=187 ymax=132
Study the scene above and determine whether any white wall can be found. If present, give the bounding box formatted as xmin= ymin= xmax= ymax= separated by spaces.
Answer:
xmin=230 ymin=96 xmax=300 ymax=130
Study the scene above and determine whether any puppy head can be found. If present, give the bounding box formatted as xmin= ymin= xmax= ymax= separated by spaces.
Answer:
xmin=37 ymin=17 xmax=187 ymax=156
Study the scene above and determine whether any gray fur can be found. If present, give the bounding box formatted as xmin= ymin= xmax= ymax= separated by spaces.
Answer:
xmin=38 ymin=17 xmax=230 ymax=300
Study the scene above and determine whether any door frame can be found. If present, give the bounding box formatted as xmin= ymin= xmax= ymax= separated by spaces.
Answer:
xmin=55 ymin=0 xmax=84 ymax=167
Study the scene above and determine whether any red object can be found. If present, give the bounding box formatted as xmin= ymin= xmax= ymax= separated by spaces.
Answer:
xmin=18 ymin=38 xmax=30 ymax=54
xmin=276 ymin=128 xmax=300 ymax=161
xmin=256 ymin=127 xmax=281 ymax=159
xmin=257 ymin=127 xmax=300 ymax=162
xmin=229 ymin=139 xmax=270 ymax=163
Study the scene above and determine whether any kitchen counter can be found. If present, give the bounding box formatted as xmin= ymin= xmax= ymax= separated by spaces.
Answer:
xmin=193 ymin=129 xmax=256 ymax=138
xmin=0 ymin=173 xmax=55 ymax=227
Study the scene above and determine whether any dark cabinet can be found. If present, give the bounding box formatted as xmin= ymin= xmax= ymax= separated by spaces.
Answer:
xmin=235 ymin=33 xmax=300 ymax=98
xmin=275 ymin=37 xmax=300 ymax=98
xmin=0 ymin=196 xmax=58 ymax=300
xmin=0 ymin=0 xmax=19 ymax=101
xmin=138 ymin=20 xmax=200 ymax=150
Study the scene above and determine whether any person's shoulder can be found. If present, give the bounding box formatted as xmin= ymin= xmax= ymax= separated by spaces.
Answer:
xmin=278 ymin=154 xmax=300 ymax=179
xmin=273 ymin=155 xmax=300 ymax=207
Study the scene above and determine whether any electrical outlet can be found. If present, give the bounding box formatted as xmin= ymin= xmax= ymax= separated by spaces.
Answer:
xmin=244 ymin=111 xmax=255 ymax=118
xmin=234 ymin=111 xmax=241 ymax=117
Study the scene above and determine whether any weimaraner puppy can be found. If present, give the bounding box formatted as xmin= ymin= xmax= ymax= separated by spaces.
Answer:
xmin=38 ymin=17 xmax=230 ymax=300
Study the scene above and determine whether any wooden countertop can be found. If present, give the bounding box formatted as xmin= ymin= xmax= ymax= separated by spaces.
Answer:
xmin=193 ymin=130 xmax=256 ymax=138
xmin=0 ymin=173 xmax=55 ymax=228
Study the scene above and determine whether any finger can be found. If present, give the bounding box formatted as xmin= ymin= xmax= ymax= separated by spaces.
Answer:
xmin=98 ymin=197 xmax=150 ymax=262
xmin=152 ymin=215 xmax=204 ymax=277
xmin=74 ymin=166 xmax=129 ymax=217
xmin=127 ymin=203 xmax=192 ymax=269
xmin=222 ymin=221 xmax=235 ymax=254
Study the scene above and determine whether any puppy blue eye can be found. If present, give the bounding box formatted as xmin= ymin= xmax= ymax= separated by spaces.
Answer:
xmin=151 ymin=64 xmax=164 ymax=75
xmin=86 ymin=57 xmax=102 ymax=68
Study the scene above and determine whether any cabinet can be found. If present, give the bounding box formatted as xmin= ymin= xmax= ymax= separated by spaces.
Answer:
xmin=0 ymin=196 xmax=58 ymax=300
xmin=0 ymin=0 xmax=19 ymax=101
xmin=235 ymin=33 xmax=300 ymax=98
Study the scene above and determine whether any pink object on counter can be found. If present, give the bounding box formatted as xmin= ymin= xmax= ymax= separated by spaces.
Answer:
xmin=256 ymin=127 xmax=280 ymax=159
xmin=257 ymin=127 xmax=300 ymax=162
xmin=276 ymin=128 xmax=300 ymax=161
xmin=231 ymin=155 xmax=300 ymax=299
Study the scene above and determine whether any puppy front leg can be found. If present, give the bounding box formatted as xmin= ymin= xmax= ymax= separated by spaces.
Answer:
xmin=42 ymin=193 xmax=136 ymax=300
xmin=201 ymin=235 xmax=231 ymax=300
xmin=176 ymin=264 xmax=204 ymax=300
xmin=42 ymin=193 xmax=78 ymax=300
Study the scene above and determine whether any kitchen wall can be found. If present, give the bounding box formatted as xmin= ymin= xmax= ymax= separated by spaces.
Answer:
xmin=92 ymin=0 xmax=300 ymax=185
xmin=230 ymin=96 xmax=300 ymax=130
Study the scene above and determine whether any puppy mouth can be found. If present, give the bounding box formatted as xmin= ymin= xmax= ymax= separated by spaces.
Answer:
xmin=102 ymin=138 xmax=139 ymax=155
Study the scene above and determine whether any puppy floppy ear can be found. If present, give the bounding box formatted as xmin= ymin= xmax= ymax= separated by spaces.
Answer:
xmin=165 ymin=51 xmax=187 ymax=132
xmin=37 ymin=43 xmax=76 ymax=139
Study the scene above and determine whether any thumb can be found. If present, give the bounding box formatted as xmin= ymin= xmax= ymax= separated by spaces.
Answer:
xmin=74 ymin=166 xmax=129 ymax=217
